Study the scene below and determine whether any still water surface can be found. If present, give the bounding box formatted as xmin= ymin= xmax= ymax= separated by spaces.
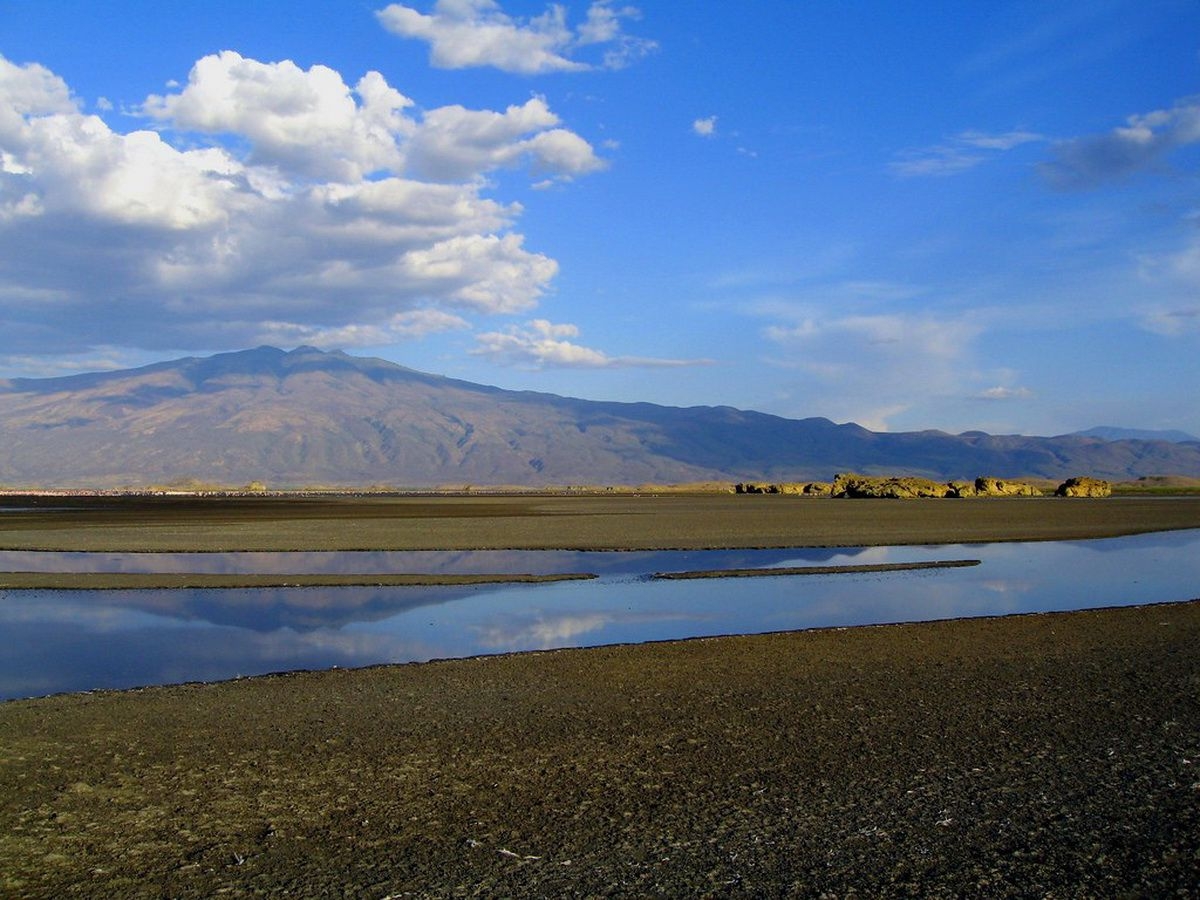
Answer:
xmin=2 ymin=529 xmax=1198 ymax=700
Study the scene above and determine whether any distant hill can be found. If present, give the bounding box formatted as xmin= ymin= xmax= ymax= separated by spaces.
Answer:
xmin=1071 ymin=426 xmax=1199 ymax=444
xmin=2 ymin=346 xmax=1200 ymax=488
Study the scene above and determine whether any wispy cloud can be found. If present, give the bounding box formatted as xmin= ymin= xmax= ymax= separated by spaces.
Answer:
xmin=763 ymin=311 xmax=984 ymax=431
xmin=375 ymin=0 xmax=656 ymax=75
xmin=977 ymin=385 xmax=1034 ymax=401
xmin=891 ymin=129 xmax=1042 ymax=177
xmin=1040 ymin=97 xmax=1200 ymax=189
xmin=256 ymin=309 xmax=470 ymax=349
xmin=472 ymin=319 xmax=713 ymax=369
xmin=1141 ymin=306 xmax=1200 ymax=337
xmin=0 ymin=351 xmax=136 ymax=379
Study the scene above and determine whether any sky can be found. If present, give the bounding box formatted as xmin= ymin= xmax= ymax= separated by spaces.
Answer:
xmin=1 ymin=1 xmax=1198 ymax=437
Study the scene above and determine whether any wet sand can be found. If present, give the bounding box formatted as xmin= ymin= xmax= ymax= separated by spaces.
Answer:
xmin=2 ymin=601 xmax=1198 ymax=897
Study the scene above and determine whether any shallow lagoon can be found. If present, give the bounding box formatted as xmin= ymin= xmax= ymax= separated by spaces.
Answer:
xmin=2 ymin=529 xmax=1198 ymax=700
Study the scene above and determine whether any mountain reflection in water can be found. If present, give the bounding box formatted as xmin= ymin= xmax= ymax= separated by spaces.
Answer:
xmin=1 ymin=531 xmax=1197 ymax=700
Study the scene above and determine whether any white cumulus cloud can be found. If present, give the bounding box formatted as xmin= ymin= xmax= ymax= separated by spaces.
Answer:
xmin=0 ymin=52 xmax=604 ymax=358
xmin=376 ymin=0 xmax=655 ymax=74
xmin=141 ymin=52 xmax=413 ymax=182
xmin=692 ymin=115 xmax=717 ymax=138
xmin=405 ymin=97 xmax=605 ymax=182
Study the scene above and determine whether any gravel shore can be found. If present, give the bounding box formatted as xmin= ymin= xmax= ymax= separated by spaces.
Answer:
xmin=2 ymin=599 xmax=1198 ymax=897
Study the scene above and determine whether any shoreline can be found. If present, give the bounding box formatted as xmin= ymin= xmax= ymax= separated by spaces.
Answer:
xmin=2 ymin=599 xmax=1197 ymax=896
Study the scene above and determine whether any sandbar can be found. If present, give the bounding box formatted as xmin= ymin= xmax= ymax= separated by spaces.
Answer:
xmin=652 ymin=558 xmax=981 ymax=579
xmin=0 ymin=571 xmax=594 ymax=590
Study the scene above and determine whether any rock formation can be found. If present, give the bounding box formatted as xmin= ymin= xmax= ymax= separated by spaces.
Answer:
xmin=831 ymin=474 xmax=951 ymax=499
xmin=735 ymin=481 xmax=832 ymax=495
xmin=972 ymin=477 xmax=1042 ymax=497
xmin=1055 ymin=477 xmax=1112 ymax=498
xmin=738 ymin=474 xmax=1109 ymax=500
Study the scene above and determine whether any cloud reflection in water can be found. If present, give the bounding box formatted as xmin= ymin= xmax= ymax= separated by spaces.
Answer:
xmin=2 ymin=530 xmax=1198 ymax=700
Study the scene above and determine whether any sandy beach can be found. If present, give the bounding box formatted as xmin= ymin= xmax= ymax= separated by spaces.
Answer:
xmin=1 ymin=496 xmax=1198 ymax=896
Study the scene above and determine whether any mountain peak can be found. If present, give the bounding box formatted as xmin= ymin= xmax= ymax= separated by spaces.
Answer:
xmin=3 ymin=347 xmax=1200 ymax=488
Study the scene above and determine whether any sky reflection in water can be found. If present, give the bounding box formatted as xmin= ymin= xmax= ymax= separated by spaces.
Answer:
xmin=2 ymin=530 xmax=1198 ymax=700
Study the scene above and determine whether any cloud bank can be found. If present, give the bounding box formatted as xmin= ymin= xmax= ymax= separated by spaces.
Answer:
xmin=376 ymin=0 xmax=656 ymax=74
xmin=0 ymin=52 xmax=605 ymax=356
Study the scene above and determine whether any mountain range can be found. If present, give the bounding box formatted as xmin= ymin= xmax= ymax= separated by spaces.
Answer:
xmin=2 ymin=346 xmax=1198 ymax=489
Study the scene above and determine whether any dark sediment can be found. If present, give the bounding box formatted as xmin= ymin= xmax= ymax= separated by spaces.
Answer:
xmin=2 ymin=600 xmax=1198 ymax=897
xmin=652 ymin=559 xmax=980 ymax=579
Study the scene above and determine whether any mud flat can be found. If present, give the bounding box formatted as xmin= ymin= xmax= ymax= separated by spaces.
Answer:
xmin=652 ymin=559 xmax=980 ymax=579
xmin=1 ymin=600 xmax=1198 ymax=897
xmin=2 ymin=493 xmax=1200 ymax=551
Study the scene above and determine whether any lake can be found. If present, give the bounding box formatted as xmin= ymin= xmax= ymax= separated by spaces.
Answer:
xmin=2 ymin=529 xmax=1198 ymax=700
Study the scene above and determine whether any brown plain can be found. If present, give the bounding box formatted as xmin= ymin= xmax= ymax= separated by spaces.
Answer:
xmin=3 ymin=492 xmax=1200 ymax=551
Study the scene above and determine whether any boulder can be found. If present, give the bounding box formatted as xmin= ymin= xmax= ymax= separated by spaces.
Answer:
xmin=946 ymin=480 xmax=978 ymax=498
xmin=973 ymin=477 xmax=1042 ymax=497
xmin=735 ymin=482 xmax=771 ymax=494
xmin=832 ymin=474 xmax=952 ymax=499
xmin=1055 ymin=476 xmax=1112 ymax=498
xmin=736 ymin=481 xmax=832 ymax=496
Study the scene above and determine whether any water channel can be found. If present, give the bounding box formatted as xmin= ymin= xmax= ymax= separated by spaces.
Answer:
xmin=2 ymin=529 xmax=1198 ymax=700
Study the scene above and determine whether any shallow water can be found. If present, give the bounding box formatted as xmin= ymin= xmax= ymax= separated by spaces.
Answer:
xmin=2 ymin=530 xmax=1198 ymax=700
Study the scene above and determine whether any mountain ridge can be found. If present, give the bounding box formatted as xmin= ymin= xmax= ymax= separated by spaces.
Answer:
xmin=3 ymin=346 xmax=1199 ymax=488
xmin=1069 ymin=426 xmax=1199 ymax=445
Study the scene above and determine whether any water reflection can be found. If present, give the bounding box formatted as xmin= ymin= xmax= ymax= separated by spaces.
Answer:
xmin=2 ymin=530 xmax=1198 ymax=700
xmin=0 ymin=547 xmax=857 ymax=576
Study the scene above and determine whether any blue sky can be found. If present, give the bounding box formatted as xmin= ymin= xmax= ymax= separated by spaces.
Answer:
xmin=1 ymin=1 xmax=1197 ymax=436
